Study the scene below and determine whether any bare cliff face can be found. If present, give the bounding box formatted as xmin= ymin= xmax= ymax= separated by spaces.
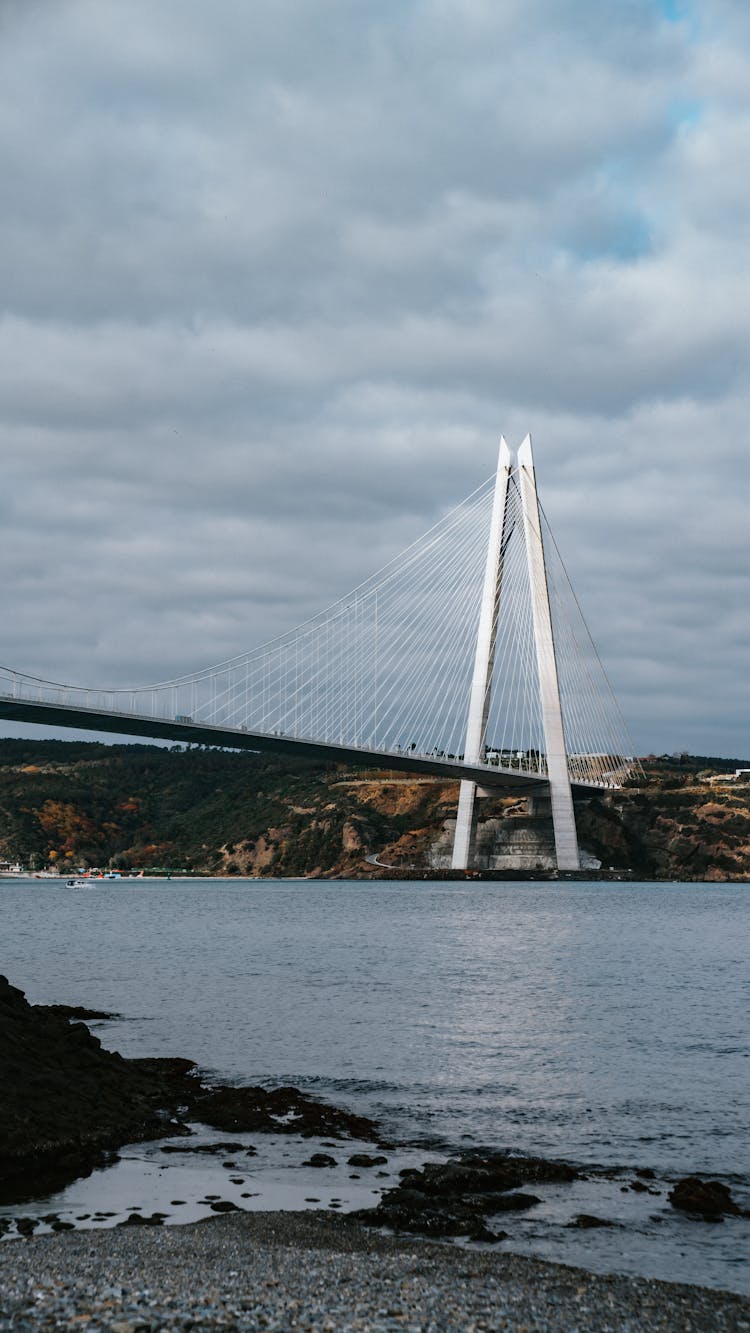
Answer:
xmin=0 ymin=741 xmax=748 ymax=881
xmin=212 ymin=776 xmax=462 ymax=878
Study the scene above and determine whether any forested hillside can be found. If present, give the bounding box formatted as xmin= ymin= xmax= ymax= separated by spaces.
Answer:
xmin=0 ymin=740 xmax=748 ymax=880
xmin=0 ymin=739 xmax=446 ymax=877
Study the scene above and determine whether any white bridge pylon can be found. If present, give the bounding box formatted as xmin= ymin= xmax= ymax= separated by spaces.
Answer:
xmin=0 ymin=436 xmax=637 ymax=870
xmin=452 ymin=436 xmax=580 ymax=871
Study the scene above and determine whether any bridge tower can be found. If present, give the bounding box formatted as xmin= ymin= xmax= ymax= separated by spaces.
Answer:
xmin=451 ymin=435 xmax=580 ymax=872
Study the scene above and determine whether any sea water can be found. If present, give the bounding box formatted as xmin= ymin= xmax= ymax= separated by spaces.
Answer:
xmin=2 ymin=877 xmax=748 ymax=1293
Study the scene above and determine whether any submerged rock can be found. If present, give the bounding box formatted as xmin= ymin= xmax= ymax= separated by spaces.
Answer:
xmin=668 ymin=1177 xmax=742 ymax=1220
xmin=568 ymin=1214 xmax=618 ymax=1229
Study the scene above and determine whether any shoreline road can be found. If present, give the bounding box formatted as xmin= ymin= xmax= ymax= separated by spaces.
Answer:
xmin=0 ymin=1211 xmax=747 ymax=1332
xmin=364 ymin=852 xmax=398 ymax=868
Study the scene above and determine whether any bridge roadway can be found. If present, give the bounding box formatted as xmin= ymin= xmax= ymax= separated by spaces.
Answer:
xmin=0 ymin=695 xmax=558 ymax=790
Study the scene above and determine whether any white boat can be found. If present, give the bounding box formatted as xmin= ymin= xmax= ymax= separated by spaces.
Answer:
xmin=66 ymin=878 xmax=92 ymax=889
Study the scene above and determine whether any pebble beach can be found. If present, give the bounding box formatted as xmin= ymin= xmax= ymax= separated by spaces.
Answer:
xmin=2 ymin=1211 xmax=748 ymax=1333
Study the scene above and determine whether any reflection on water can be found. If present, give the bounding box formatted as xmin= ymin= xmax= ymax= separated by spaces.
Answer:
xmin=2 ymin=877 xmax=749 ymax=1291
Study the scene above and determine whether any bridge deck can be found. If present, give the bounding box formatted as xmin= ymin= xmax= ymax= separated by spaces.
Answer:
xmin=0 ymin=695 xmax=584 ymax=790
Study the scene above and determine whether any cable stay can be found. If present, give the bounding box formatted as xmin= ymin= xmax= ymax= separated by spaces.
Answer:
xmin=0 ymin=445 xmax=638 ymax=794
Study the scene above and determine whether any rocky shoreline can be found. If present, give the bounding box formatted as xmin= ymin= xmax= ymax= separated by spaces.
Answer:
xmin=3 ymin=973 xmax=750 ymax=1319
xmin=0 ymin=975 xmax=377 ymax=1205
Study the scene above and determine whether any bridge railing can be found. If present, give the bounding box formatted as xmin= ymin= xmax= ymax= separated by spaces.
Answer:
xmin=0 ymin=662 xmax=638 ymax=790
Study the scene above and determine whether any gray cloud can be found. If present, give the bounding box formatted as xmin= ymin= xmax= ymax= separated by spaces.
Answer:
xmin=0 ymin=0 xmax=747 ymax=757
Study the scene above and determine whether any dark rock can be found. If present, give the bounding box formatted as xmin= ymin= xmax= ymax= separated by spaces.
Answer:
xmin=209 ymin=1200 xmax=240 ymax=1212
xmin=117 ymin=1212 xmax=164 ymax=1226
xmin=355 ymin=1187 xmax=503 ymax=1242
xmin=568 ymin=1214 xmax=618 ymax=1229
xmin=15 ymin=1216 xmax=38 ymax=1236
xmin=303 ymin=1153 xmax=338 ymax=1168
xmin=476 ymin=1191 xmax=541 ymax=1213
xmin=0 ymin=975 xmax=198 ymax=1196
xmin=396 ymin=1152 xmax=578 ymax=1197
xmin=355 ymin=1151 xmax=570 ymax=1242
xmin=629 ymin=1180 xmax=650 ymax=1192
xmin=668 ymin=1177 xmax=741 ymax=1219
xmin=636 ymin=1167 xmax=656 ymax=1180
xmin=36 ymin=1003 xmax=118 ymax=1021
xmin=347 ymin=1153 xmax=388 ymax=1167
xmin=50 ymin=1220 xmax=75 ymax=1231
xmin=192 ymin=1084 xmax=378 ymax=1141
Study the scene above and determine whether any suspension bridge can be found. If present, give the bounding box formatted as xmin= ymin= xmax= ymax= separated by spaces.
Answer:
xmin=0 ymin=436 xmax=637 ymax=871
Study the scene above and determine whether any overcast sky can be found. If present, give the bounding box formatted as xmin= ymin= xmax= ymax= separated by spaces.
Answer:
xmin=0 ymin=0 xmax=747 ymax=758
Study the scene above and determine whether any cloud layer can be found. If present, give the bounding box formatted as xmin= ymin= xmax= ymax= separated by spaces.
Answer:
xmin=1 ymin=0 xmax=747 ymax=756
